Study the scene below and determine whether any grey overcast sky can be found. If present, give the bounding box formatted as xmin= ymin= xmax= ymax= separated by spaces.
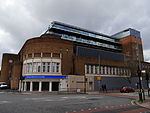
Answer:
xmin=0 ymin=0 xmax=150 ymax=68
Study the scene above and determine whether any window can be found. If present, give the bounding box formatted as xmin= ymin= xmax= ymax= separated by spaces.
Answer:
xmin=111 ymin=67 xmax=113 ymax=75
xmin=52 ymin=53 xmax=60 ymax=58
xmin=56 ymin=63 xmax=60 ymax=73
xmin=37 ymin=62 xmax=41 ymax=72
xmin=43 ymin=53 xmax=51 ymax=57
xmin=91 ymin=65 xmax=93 ymax=74
xmin=87 ymin=65 xmax=89 ymax=74
xmin=33 ymin=62 xmax=37 ymax=72
xmin=28 ymin=54 xmax=32 ymax=58
xmin=107 ymin=67 xmax=110 ymax=75
xmin=95 ymin=66 xmax=98 ymax=74
xmin=52 ymin=62 xmax=55 ymax=72
xmin=34 ymin=53 xmax=41 ymax=57
xmin=26 ymin=63 xmax=32 ymax=73
xmin=23 ymin=61 xmax=61 ymax=74
xmin=102 ymin=66 xmax=105 ymax=74
xmin=42 ymin=62 xmax=46 ymax=72
xmin=23 ymin=64 xmax=26 ymax=74
xmin=47 ymin=62 xmax=50 ymax=72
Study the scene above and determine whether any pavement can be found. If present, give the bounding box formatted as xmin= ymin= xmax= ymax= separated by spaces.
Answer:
xmin=88 ymin=90 xmax=150 ymax=109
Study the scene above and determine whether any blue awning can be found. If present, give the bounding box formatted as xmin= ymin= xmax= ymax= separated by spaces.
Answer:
xmin=23 ymin=75 xmax=67 ymax=79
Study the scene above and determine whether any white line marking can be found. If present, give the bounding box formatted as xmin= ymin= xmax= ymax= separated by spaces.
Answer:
xmin=0 ymin=101 xmax=11 ymax=104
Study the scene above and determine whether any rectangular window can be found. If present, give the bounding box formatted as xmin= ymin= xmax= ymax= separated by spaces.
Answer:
xmin=52 ymin=53 xmax=60 ymax=58
xmin=87 ymin=65 xmax=89 ymax=74
xmin=56 ymin=63 xmax=60 ymax=73
xmin=34 ymin=53 xmax=41 ymax=57
xmin=43 ymin=53 xmax=51 ymax=57
xmin=37 ymin=62 xmax=41 ymax=72
xmin=95 ymin=66 xmax=98 ymax=74
xmin=91 ymin=65 xmax=93 ymax=74
xmin=52 ymin=62 xmax=55 ymax=72
xmin=33 ymin=62 xmax=37 ymax=72
xmin=107 ymin=67 xmax=110 ymax=75
xmin=47 ymin=62 xmax=50 ymax=72
xmin=104 ymin=66 xmax=107 ymax=75
xmin=28 ymin=54 xmax=32 ymax=58
xmin=23 ymin=64 xmax=26 ymax=74
xmin=42 ymin=62 xmax=46 ymax=72
xmin=102 ymin=66 xmax=105 ymax=74
xmin=29 ymin=63 xmax=32 ymax=73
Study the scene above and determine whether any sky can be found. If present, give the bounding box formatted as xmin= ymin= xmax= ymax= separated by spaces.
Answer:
xmin=0 ymin=0 xmax=150 ymax=69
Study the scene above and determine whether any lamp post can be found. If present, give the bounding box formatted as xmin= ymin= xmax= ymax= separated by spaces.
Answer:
xmin=135 ymin=36 xmax=143 ymax=102
xmin=137 ymin=67 xmax=143 ymax=102
xmin=146 ymin=71 xmax=150 ymax=97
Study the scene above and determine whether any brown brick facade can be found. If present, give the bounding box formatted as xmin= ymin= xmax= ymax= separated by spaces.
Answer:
xmin=0 ymin=54 xmax=19 ymax=87
xmin=19 ymin=35 xmax=74 ymax=75
xmin=0 ymin=23 xmax=149 ymax=91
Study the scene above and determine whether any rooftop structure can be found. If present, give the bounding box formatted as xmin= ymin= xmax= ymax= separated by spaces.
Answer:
xmin=112 ymin=28 xmax=141 ymax=39
xmin=45 ymin=21 xmax=121 ymax=51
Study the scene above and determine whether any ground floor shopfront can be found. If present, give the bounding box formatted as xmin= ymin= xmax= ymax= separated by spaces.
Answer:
xmin=19 ymin=75 xmax=149 ymax=92
xmin=21 ymin=80 xmax=61 ymax=92
xmin=19 ymin=75 xmax=95 ymax=92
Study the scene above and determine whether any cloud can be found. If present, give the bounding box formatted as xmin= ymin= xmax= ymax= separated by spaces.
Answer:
xmin=1 ymin=0 xmax=150 ymax=68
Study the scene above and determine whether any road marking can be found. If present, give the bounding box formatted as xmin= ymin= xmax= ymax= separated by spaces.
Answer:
xmin=0 ymin=101 xmax=11 ymax=104
xmin=131 ymin=100 xmax=136 ymax=105
xmin=25 ymin=95 xmax=104 ymax=103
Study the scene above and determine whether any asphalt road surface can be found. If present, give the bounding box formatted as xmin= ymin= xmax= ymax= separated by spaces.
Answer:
xmin=0 ymin=92 xmax=149 ymax=113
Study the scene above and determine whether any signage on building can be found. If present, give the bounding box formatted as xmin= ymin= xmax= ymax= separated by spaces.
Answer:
xmin=97 ymin=76 xmax=101 ymax=81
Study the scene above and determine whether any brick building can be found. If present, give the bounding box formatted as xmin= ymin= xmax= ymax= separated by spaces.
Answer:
xmin=0 ymin=21 xmax=149 ymax=92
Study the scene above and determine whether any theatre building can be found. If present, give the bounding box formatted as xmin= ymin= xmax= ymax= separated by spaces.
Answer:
xmin=0 ymin=21 xmax=150 ymax=92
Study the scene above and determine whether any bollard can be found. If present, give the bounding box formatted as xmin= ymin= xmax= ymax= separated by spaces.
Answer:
xmin=139 ymin=92 xmax=143 ymax=102
xmin=142 ymin=89 xmax=145 ymax=100
xmin=148 ymin=88 xmax=150 ymax=97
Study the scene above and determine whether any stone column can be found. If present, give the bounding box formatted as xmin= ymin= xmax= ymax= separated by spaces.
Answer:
xmin=30 ymin=81 xmax=33 ymax=92
xmin=49 ymin=82 xmax=52 ymax=92
xmin=21 ymin=82 xmax=24 ymax=91
xmin=39 ymin=81 xmax=42 ymax=92
xmin=24 ymin=81 xmax=27 ymax=91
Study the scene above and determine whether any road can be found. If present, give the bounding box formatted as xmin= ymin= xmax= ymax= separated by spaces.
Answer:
xmin=0 ymin=91 xmax=149 ymax=113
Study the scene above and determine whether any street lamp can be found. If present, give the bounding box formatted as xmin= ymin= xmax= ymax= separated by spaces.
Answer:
xmin=146 ymin=71 xmax=150 ymax=97
xmin=137 ymin=67 xmax=143 ymax=102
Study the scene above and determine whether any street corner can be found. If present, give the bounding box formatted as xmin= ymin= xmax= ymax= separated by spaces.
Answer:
xmin=133 ymin=99 xmax=150 ymax=109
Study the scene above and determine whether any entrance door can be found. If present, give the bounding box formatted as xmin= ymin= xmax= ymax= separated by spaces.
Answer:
xmin=89 ymin=82 xmax=93 ymax=90
xmin=42 ymin=82 xmax=49 ymax=91
xmin=52 ymin=82 xmax=59 ymax=91
xmin=26 ymin=82 xmax=30 ymax=91
xmin=33 ymin=82 xmax=39 ymax=91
